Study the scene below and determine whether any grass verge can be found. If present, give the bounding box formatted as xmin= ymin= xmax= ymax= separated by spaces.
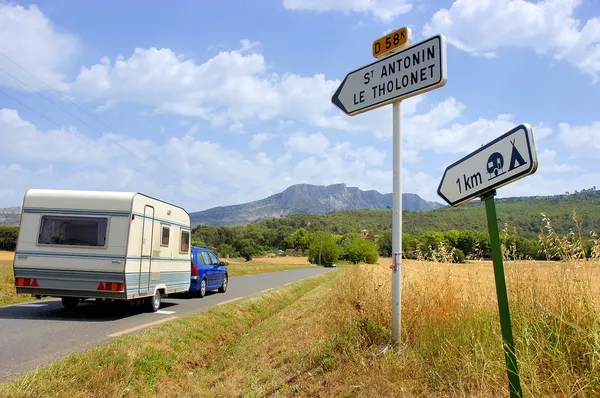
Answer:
xmin=226 ymin=259 xmax=318 ymax=277
xmin=0 ymin=260 xmax=41 ymax=307
xmin=0 ymin=271 xmax=336 ymax=398
xmin=3 ymin=258 xmax=598 ymax=397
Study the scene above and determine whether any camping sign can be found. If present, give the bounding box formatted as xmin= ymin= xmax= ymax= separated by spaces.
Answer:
xmin=437 ymin=124 xmax=538 ymax=207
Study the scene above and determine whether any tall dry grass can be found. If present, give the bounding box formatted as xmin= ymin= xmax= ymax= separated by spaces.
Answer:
xmin=313 ymin=258 xmax=600 ymax=397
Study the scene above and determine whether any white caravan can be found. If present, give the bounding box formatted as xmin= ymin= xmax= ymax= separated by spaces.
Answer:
xmin=13 ymin=189 xmax=192 ymax=311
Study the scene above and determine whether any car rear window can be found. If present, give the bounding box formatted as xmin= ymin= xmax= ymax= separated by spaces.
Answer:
xmin=38 ymin=215 xmax=108 ymax=247
xmin=200 ymin=252 xmax=211 ymax=265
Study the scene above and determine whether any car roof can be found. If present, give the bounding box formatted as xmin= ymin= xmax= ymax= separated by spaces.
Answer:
xmin=191 ymin=246 xmax=212 ymax=251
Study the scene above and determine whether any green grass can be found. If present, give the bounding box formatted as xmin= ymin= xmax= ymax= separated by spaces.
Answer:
xmin=3 ymin=257 xmax=598 ymax=396
xmin=0 ymin=271 xmax=336 ymax=398
xmin=225 ymin=260 xmax=317 ymax=277
xmin=0 ymin=260 xmax=41 ymax=307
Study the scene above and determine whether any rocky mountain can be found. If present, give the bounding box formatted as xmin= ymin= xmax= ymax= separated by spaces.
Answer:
xmin=190 ymin=183 xmax=444 ymax=226
xmin=0 ymin=206 xmax=21 ymax=226
xmin=0 ymin=184 xmax=444 ymax=227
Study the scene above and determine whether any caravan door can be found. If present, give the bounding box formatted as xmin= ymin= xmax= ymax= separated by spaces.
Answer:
xmin=139 ymin=205 xmax=154 ymax=295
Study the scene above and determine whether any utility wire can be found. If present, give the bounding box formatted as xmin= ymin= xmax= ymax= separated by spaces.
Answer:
xmin=0 ymin=88 xmax=173 ymax=189
xmin=0 ymin=51 xmax=203 ymax=193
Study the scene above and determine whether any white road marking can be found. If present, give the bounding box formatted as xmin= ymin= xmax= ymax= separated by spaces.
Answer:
xmin=259 ymin=288 xmax=275 ymax=294
xmin=216 ymin=297 xmax=243 ymax=306
xmin=155 ymin=310 xmax=176 ymax=315
xmin=107 ymin=316 xmax=178 ymax=338
xmin=18 ymin=304 xmax=48 ymax=308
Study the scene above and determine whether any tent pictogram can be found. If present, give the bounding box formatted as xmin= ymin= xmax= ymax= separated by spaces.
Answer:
xmin=508 ymin=139 xmax=526 ymax=171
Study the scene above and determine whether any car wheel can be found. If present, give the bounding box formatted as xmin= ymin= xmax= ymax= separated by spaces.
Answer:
xmin=218 ymin=274 xmax=228 ymax=293
xmin=198 ymin=278 xmax=207 ymax=298
xmin=61 ymin=297 xmax=79 ymax=309
xmin=147 ymin=289 xmax=161 ymax=312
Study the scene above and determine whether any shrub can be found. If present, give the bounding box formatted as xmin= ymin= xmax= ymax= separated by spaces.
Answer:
xmin=346 ymin=238 xmax=379 ymax=264
xmin=452 ymin=248 xmax=466 ymax=263
xmin=307 ymin=233 xmax=341 ymax=267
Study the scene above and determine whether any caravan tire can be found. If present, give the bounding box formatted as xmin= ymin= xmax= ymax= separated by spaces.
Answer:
xmin=147 ymin=289 xmax=162 ymax=312
xmin=61 ymin=297 xmax=79 ymax=309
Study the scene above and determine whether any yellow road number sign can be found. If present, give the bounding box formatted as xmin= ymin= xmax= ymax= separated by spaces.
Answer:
xmin=372 ymin=27 xmax=412 ymax=58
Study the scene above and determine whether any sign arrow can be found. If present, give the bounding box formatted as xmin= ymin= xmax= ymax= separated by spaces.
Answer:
xmin=331 ymin=34 xmax=447 ymax=116
xmin=437 ymin=124 xmax=538 ymax=207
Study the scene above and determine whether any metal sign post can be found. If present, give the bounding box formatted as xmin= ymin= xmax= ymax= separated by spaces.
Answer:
xmin=332 ymin=29 xmax=447 ymax=348
xmin=483 ymin=189 xmax=522 ymax=398
xmin=437 ymin=124 xmax=538 ymax=397
xmin=391 ymin=100 xmax=402 ymax=345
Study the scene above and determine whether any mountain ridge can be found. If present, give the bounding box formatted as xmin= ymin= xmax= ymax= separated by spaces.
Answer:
xmin=189 ymin=183 xmax=444 ymax=226
xmin=0 ymin=183 xmax=444 ymax=227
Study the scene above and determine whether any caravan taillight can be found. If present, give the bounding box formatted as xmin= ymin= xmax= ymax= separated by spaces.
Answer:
xmin=97 ymin=282 xmax=124 ymax=292
xmin=15 ymin=278 xmax=38 ymax=287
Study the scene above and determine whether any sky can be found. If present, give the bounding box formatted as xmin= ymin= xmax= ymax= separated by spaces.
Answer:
xmin=0 ymin=0 xmax=599 ymax=212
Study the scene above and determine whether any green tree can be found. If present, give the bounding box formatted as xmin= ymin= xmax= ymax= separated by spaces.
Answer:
xmin=379 ymin=229 xmax=392 ymax=256
xmin=217 ymin=243 xmax=238 ymax=258
xmin=283 ymin=228 xmax=310 ymax=250
xmin=307 ymin=232 xmax=341 ymax=267
xmin=0 ymin=226 xmax=18 ymax=251
xmin=346 ymin=238 xmax=379 ymax=264
xmin=338 ymin=232 xmax=362 ymax=260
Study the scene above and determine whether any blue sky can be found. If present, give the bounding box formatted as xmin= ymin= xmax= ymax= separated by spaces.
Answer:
xmin=0 ymin=0 xmax=599 ymax=211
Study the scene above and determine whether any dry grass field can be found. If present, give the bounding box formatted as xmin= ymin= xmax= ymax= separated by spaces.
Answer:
xmin=2 ymin=254 xmax=598 ymax=397
xmin=0 ymin=251 xmax=39 ymax=307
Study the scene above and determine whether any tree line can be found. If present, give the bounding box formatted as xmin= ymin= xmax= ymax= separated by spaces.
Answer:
xmin=191 ymin=211 xmax=599 ymax=263
xmin=2 ymin=189 xmax=599 ymax=264
xmin=0 ymin=226 xmax=18 ymax=251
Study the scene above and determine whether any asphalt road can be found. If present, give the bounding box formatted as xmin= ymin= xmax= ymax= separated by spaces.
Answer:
xmin=0 ymin=267 xmax=334 ymax=382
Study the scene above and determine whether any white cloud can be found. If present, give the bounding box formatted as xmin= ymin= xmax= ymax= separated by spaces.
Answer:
xmin=0 ymin=3 xmax=79 ymax=91
xmin=249 ymin=133 xmax=276 ymax=150
xmin=399 ymin=98 xmax=551 ymax=154
xmin=282 ymin=0 xmax=413 ymax=22
xmin=501 ymin=170 xmax=600 ymax=199
xmin=424 ymin=0 xmax=600 ymax=81
xmin=286 ymin=132 xmax=330 ymax=155
xmin=0 ymin=108 xmax=394 ymax=209
xmin=537 ymin=148 xmax=582 ymax=172
xmin=557 ymin=121 xmax=600 ymax=157
xmin=68 ymin=42 xmax=346 ymax=131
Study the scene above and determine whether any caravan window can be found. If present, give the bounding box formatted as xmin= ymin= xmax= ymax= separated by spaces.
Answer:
xmin=38 ymin=215 xmax=108 ymax=247
xmin=180 ymin=230 xmax=190 ymax=253
xmin=161 ymin=225 xmax=170 ymax=246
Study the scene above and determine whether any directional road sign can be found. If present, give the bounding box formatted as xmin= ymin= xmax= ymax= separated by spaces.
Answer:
xmin=437 ymin=124 xmax=538 ymax=207
xmin=331 ymin=34 xmax=447 ymax=116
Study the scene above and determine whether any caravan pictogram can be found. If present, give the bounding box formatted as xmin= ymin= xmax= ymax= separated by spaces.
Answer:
xmin=487 ymin=152 xmax=506 ymax=181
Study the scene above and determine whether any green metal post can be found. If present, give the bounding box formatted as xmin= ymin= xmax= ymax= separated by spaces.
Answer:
xmin=483 ymin=190 xmax=522 ymax=398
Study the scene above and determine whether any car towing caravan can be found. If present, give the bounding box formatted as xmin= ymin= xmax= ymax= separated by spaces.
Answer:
xmin=12 ymin=189 xmax=192 ymax=311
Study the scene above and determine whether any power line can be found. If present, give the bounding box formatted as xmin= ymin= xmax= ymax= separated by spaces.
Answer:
xmin=0 ymin=88 xmax=190 ymax=194
xmin=0 ymin=51 xmax=204 ymax=193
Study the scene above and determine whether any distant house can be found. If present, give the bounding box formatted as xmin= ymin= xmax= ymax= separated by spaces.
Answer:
xmin=360 ymin=229 xmax=369 ymax=238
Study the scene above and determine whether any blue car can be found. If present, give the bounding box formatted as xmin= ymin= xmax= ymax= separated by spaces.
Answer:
xmin=189 ymin=246 xmax=228 ymax=297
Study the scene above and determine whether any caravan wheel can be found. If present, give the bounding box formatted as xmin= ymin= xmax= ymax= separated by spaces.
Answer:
xmin=146 ymin=289 xmax=162 ymax=312
xmin=61 ymin=297 xmax=79 ymax=309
